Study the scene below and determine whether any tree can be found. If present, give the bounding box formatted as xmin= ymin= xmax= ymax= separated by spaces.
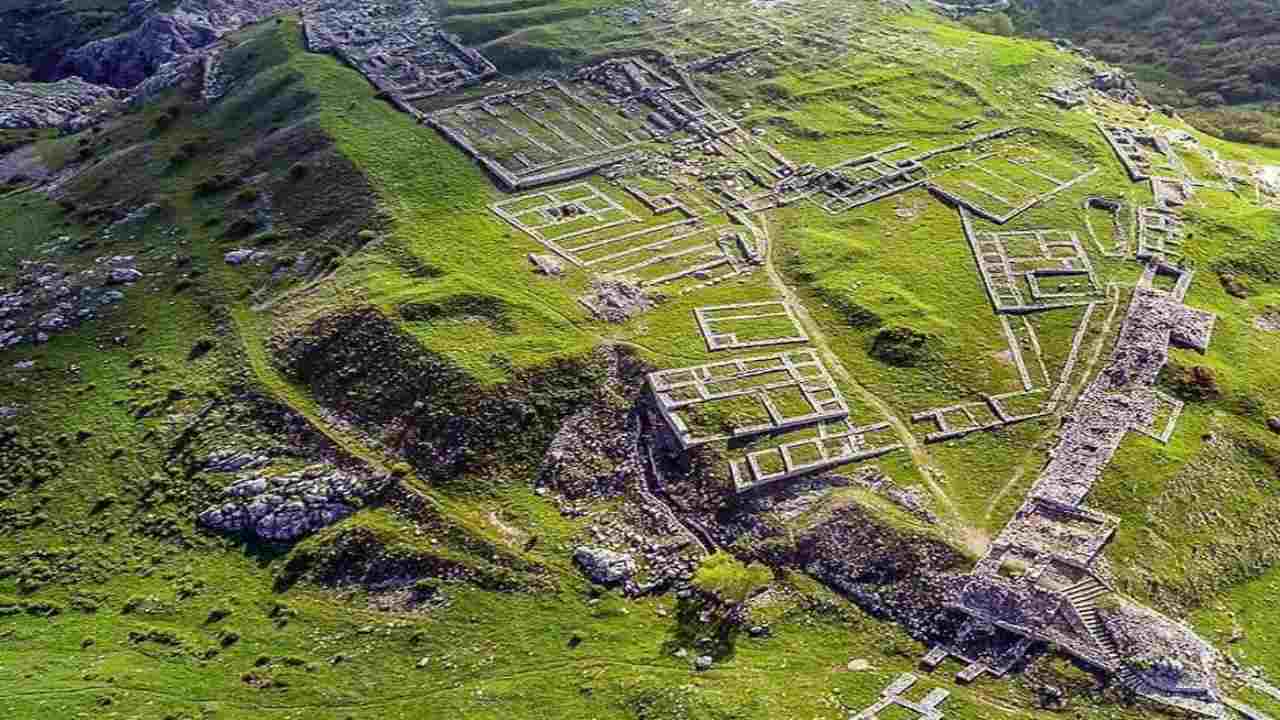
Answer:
xmin=691 ymin=552 xmax=771 ymax=607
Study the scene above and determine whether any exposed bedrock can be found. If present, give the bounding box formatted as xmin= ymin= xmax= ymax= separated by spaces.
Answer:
xmin=198 ymin=465 xmax=387 ymax=542
xmin=53 ymin=0 xmax=304 ymax=89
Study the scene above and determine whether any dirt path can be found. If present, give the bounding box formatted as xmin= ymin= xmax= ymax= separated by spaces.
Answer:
xmin=752 ymin=213 xmax=975 ymax=543
xmin=479 ymin=28 xmax=534 ymax=50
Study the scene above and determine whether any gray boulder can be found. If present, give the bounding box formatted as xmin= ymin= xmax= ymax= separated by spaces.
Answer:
xmin=573 ymin=546 xmax=636 ymax=586
xmin=224 ymin=249 xmax=269 ymax=266
xmin=1268 ymin=417 xmax=1280 ymax=434
xmin=528 ymin=253 xmax=564 ymax=276
xmin=107 ymin=268 xmax=144 ymax=284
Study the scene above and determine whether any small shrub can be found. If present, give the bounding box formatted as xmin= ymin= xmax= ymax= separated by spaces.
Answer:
xmin=206 ymin=607 xmax=232 ymax=624
xmin=869 ymin=326 xmax=932 ymax=367
xmin=194 ymin=173 xmax=237 ymax=196
xmin=692 ymin=552 xmax=771 ymax=607
xmin=1160 ymin=363 xmax=1221 ymax=402
xmin=225 ymin=216 xmax=257 ymax=238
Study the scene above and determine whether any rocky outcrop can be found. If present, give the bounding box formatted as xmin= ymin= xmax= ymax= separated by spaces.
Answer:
xmin=275 ymin=523 xmax=518 ymax=592
xmin=726 ymin=487 xmax=968 ymax=642
xmin=0 ymin=256 xmax=137 ymax=350
xmin=54 ymin=0 xmax=304 ymax=90
xmin=198 ymin=465 xmax=387 ymax=541
xmin=573 ymin=546 xmax=637 ymax=586
xmin=278 ymin=308 xmax=611 ymax=481
xmin=0 ymin=77 xmax=118 ymax=130
xmin=789 ymin=504 xmax=968 ymax=638
xmin=59 ymin=13 xmax=215 ymax=90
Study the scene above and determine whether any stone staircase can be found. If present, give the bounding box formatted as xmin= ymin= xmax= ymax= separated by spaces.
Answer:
xmin=1063 ymin=577 xmax=1225 ymax=718
xmin=1062 ymin=578 xmax=1141 ymax=686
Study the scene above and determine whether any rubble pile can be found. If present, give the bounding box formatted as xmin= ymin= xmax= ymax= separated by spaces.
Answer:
xmin=579 ymin=278 xmax=656 ymax=323
xmin=1100 ymin=601 xmax=1221 ymax=702
xmin=1044 ymin=70 xmax=1146 ymax=111
xmin=573 ymin=546 xmax=637 ymax=586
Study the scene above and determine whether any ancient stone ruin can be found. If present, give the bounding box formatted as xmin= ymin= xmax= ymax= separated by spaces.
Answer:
xmin=948 ymin=262 xmax=1221 ymax=716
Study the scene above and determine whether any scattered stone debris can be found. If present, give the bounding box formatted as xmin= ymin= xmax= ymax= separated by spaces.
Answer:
xmin=579 ymin=278 xmax=654 ymax=323
xmin=1254 ymin=309 xmax=1280 ymax=333
xmin=1044 ymin=69 xmax=1145 ymax=110
xmin=198 ymin=465 xmax=387 ymax=542
xmin=0 ymin=256 xmax=137 ymax=350
xmin=539 ymin=356 xmax=644 ymax=501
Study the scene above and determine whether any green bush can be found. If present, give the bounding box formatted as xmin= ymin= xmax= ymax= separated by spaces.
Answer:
xmin=869 ymin=326 xmax=932 ymax=367
xmin=692 ymin=552 xmax=771 ymax=606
